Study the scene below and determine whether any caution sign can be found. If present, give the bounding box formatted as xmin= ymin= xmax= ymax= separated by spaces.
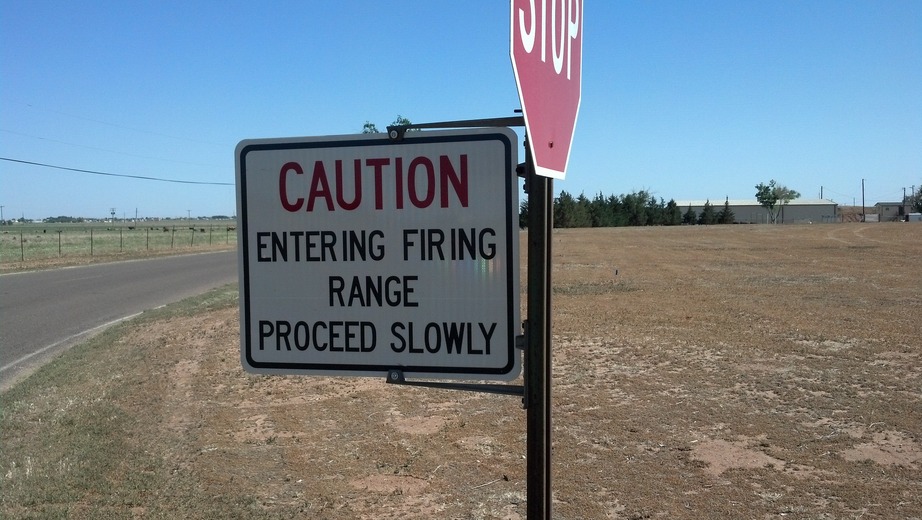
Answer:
xmin=235 ymin=128 xmax=520 ymax=380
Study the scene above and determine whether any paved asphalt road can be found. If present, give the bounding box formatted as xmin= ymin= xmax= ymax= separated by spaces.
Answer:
xmin=0 ymin=250 xmax=237 ymax=390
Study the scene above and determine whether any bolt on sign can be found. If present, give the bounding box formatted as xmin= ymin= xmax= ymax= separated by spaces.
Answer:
xmin=235 ymin=128 xmax=521 ymax=380
xmin=511 ymin=0 xmax=582 ymax=179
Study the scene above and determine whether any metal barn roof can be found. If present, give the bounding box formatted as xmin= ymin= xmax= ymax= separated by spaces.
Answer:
xmin=673 ymin=199 xmax=837 ymax=207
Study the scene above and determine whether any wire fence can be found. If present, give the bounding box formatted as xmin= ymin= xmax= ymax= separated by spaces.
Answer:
xmin=0 ymin=222 xmax=237 ymax=263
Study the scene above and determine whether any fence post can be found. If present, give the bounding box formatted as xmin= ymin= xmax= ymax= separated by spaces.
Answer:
xmin=171 ymin=226 xmax=175 ymax=249
xmin=58 ymin=230 xmax=63 ymax=256
xmin=20 ymin=231 xmax=24 ymax=261
xmin=90 ymin=228 xmax=94 ymax=256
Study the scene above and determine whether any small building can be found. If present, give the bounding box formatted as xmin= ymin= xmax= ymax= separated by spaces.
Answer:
xmin=673 ymin=199 xmax=839 ymax=224
xmin=874 ymin=201 xmax=911 ymax=222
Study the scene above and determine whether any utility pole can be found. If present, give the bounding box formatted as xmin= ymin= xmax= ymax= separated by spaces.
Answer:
xmin=110 ymin=207 xmax=116 ymax=222
xmin=861 ymin=179 xmax=865 ymax=222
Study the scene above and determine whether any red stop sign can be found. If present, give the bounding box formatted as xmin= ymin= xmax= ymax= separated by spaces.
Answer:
xmin=510 ymin=0 xmax=582 ymax=179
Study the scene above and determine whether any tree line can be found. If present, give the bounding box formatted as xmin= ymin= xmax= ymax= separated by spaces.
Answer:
xmin=520 ymin=191 xmax=737 ymax=229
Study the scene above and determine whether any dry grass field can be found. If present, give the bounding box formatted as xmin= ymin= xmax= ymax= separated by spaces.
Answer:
xmin=0 ymin=221 xmax=237 ymax=273
xmin=2 ymin=223 xmax=920 ymax=519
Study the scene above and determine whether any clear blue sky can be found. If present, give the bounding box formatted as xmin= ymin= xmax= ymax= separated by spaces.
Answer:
xmin=2 ymin=1 xmax=920 ymax=220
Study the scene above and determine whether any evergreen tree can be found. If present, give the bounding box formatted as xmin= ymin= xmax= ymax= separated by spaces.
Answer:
xmin=717 ymin=198 xmax=735 ymax=224
xmin=573 ymin=193 xmax=593 ymax=228
xmin=590 ymin=192 xmax=614 ymax=227
xmin=519 ymin=198 xmax=529 ymax=229
xmin=683 ymin=205 xmax=697 ymax=225
xmin=554 ymin=191 xmax=574 ymax=228
xmin=698 ymin=200 xmax=717 ymax=225
xmin=645 ymin=195 xmax=665 ymax=226
xmin=623 ymin=192 xmax=648 ymax=226
xmin=665 ymin=199 xmax=682 ymax=225
xmin=608 ymin=195 xmax=628 ymax=226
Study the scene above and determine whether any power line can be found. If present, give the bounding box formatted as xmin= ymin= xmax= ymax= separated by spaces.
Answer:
xmin=0 ymin=157 xmax=233 ymax=186
xmin=0 ymin=128 xmax=219 ymax=168
xmin=823 ymin=187 xmax=856 ymax=200
xmin=13 ymin=100 xmax=225 ymax=147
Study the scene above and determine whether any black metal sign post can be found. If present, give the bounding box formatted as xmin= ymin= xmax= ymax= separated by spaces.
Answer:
xmin=523 ymin=134 xmax=553 ymax=520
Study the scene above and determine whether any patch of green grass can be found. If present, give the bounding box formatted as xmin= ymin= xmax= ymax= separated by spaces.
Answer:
xmin=0 ymin=285 xmax=258 ymax=519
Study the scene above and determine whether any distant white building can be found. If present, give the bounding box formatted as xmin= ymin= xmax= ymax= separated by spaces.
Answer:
xmin=673 ymin=199 xmax=839 ymax=224
xmin=873 ymin=201 xmax=911 ymax=222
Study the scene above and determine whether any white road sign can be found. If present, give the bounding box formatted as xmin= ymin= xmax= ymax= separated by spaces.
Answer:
xmin=235 ymin=128 xmax=521 ymax=380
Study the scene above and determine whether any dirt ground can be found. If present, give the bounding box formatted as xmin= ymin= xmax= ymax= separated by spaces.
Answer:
xmin=3 ymin=223 xmax=921 ymax=519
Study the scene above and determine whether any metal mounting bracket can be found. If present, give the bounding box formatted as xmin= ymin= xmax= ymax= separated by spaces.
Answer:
xmin=386 ymin=116 xmax=525 ymax=141
xmin=386 ymin=369 xmax=525 ymax=398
